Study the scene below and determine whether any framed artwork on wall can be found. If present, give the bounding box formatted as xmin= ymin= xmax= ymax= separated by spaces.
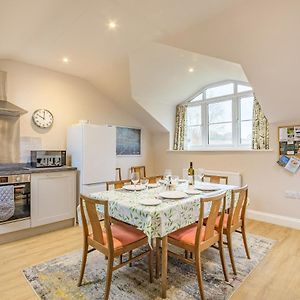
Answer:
xmin=116 ymin=126 xmax=141 ymax=156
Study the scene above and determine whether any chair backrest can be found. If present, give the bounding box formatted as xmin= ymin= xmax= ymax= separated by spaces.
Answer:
xmin=131 ymin=166 xmax=146 ymax=178
xmin=228 ymin=185 xmax=248 ymax=227
xmin=106 ymin=179 xmax=131 ymax=191
xmin=202 ymin=174 xmax=228 ymax=185
xmin=196 ymin=192 xmax=226 ymax=246
xmin=147 ymin=175 xmax=163 ymax=184
xmin=80 ymin=194 xmax=113 ymax=250
xmin=116 ymin=167 xmax=122 ymax=181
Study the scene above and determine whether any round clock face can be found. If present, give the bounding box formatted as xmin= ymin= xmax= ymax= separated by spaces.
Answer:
xmin=32 ymin=109 xmax=54 ymax=128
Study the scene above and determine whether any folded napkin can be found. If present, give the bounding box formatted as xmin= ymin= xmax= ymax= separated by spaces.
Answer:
xmin=0 ymin=185 xmax=14 ymax=221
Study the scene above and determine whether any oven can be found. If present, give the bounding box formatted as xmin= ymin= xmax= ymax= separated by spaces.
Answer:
xmin=0 ymin=174 xmax=31 ymax=224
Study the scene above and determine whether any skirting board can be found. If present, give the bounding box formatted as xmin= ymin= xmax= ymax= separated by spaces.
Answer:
xmin=247 ymin=209 xmax=300 ymax=230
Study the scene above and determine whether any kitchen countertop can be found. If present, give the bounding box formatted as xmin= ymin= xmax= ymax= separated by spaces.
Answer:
xmin=0 ymin=164 xmax=77 ymax=176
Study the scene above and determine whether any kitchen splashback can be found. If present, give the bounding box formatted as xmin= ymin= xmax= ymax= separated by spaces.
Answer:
xmin=0 ymin=115 xmax=20 ymax=163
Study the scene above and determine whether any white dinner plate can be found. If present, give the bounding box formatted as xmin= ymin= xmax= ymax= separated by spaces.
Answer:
xmin=148 ymin=183 xmax=159 ymax=188
xmin=123 ymin=185 xmax=145 ymax=191
xmin=184 ymin=189 xmax=202 ymax=195
xmin=139 ymin=199 xmax=162 ymax=206
xmin=159 ymin=191 xmax=187 ymax=199
xmin=194 ymin=182 xmax=222 ymax=191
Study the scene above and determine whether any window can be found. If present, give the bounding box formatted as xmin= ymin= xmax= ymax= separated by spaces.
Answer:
xmin=185 ymin=81 xmax=254 ymax=149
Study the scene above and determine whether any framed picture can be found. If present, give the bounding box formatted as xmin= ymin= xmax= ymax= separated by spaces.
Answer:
xmin=116 ymin=127 xmax=141 ymax=156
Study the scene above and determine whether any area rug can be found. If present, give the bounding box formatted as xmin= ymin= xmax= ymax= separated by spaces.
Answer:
xmin=23 ymin=233 xmax=275 ymax=300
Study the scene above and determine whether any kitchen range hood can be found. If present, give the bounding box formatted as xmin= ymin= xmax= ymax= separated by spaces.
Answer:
xmin=0 ymin=71 xmax=27 ymax=116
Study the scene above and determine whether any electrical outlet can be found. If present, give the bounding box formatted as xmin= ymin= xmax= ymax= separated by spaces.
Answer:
xmin=285 ymin=190 xmax=300 ymax=199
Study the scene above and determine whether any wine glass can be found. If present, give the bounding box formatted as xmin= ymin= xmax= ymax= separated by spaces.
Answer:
xmin=131 ymin=172 xmax=140 ymax=192
xmin=196 ymin=168 xmax=205 ymax=181
xmin=140 ymin=177 xmax=149 ymax=190
xmin=170 ymin=175 xmax=179 ymax=190
xmin=164 ymin=169 xmax=172 ymax=179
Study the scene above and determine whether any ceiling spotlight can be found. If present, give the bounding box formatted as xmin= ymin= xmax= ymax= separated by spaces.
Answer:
xmin=108 ymin=20 xmax=117 ymax=30
xmin=62 ymin=57 xmax=69 ymax=63
xmin=188 ymin=67 xmax=194 ymax=73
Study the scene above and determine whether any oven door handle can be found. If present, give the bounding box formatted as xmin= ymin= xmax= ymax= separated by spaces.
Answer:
xmin=13 ymin=184 xmax=26 ymax=189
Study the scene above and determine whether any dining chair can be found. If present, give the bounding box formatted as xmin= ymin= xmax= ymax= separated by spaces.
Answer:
xmin=106 ymin=179 xmax=131 ymax=191
xmin=78 ymin=194 xmax=153 ymax=300
xmin=148 ymin=175 xmax=163 ymax=184
xmin=167 ymin=192 xmax=228 ymax=300
xmin=202 ymin=174 xmax=228 ymax=184
xmin=115 ymin=167 xmax=122 ymax=181
xmin=216 ymin=185 xmax=250 ymax=275
xmin=131 ymin=165 xmax=146 ymax=178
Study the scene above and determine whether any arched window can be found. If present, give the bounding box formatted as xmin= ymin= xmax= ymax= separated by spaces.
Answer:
xmin=184 ymin=80 xmax=254 ymax=149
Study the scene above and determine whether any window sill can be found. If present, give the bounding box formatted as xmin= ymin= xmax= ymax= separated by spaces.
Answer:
xmin=167 ymin=148 xmax=274 ymax=153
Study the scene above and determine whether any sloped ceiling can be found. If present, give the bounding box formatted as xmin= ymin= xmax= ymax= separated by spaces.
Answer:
xmin=0 ymin=0 xmax=243 ymax=132
xmin=129 ymin=43 xmax=248 ymax=132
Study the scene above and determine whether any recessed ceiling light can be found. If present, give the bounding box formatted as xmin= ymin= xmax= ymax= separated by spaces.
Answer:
xmin=108 ymin=20 xmax=117 ymax=30
xmin=188 ymin=67 xmax=194 ymax=73
xmin=62 ymin=57 xmax=69 ymax=64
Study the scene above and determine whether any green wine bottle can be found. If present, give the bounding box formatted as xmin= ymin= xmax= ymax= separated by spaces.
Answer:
xmin=188 ymin=162 xmax=195 ymax=185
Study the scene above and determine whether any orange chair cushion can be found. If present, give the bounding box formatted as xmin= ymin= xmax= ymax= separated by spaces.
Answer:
xmin=90 ymin=222 xmax=146 ymax=250
xmin=169 ymin=223 xmax=218 ymax=246
xmin=215 ymin=213 xmax=230 ymax=230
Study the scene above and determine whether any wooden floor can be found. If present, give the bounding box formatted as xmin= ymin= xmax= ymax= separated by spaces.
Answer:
xmin=0 ymin=220 xmax=299 ymax=300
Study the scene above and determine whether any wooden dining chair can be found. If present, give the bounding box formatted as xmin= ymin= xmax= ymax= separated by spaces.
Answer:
xmin=131 ymin=165 xmax=146 ymax=178
xmin=106 ymin=179 xmax=131 ymax=191
xmin=216 ymin=185 xmax=250 ymax=275
xmin=147 ymin=175 xmax=163 ymax=184
xmin=167 ymin=192 xmax=228 ymax=300
xmin=202 ymin=174 xmax=228 ymax=184
xmin=78 ymin=194 xmax=153 ymax=300
xmin=115 ymin=167 xmax=122 ymax=181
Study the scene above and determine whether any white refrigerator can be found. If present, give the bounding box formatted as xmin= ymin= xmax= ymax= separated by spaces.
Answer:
xmin=67 ymin=123 xmax=116 ymax=194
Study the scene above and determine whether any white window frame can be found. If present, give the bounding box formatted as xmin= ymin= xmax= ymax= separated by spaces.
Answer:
xmin=184 ymin=80 xmax=254 ymax=150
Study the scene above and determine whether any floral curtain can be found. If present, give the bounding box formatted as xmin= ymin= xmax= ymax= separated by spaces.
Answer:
xmin=252 ymin=97 xmax=269 ymax=150
xmin=173 ymin=104 xmax=187 ymax=150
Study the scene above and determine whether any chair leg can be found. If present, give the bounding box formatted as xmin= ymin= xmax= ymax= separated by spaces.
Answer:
xmin=119 ymin=254 xmax=123 ymax=264
xmin=184 ymin=250 xmax=188 ymax=259
xmin=129 ymin=250 xmax=133 ymax=267
xmin=218 ymin=237 xmax=229 ymax=281
xmin=155 ymin=238 xmax=160 ymax=279
xmin=195 ymin=251 xmax=205 ymax=300
xmin=78 ymin=239 xmax=88 ymax=287
xmin=104 ymin=257 xmax=114 ymax=300
xmin=241 ymin=225 xmax=251 ymax=259
xmin=148 ymin=248 xmax=153 ymax=283
xmin=226 ymin=232 xmax=237 ymax=275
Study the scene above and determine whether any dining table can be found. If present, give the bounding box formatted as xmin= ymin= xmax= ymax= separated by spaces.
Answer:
xmin=89 ymin=181 xmax=237 ymax=298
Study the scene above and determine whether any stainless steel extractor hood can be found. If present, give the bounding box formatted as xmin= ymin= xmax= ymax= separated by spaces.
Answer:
xmin=0 ymin=71 xmax=27 ymax=116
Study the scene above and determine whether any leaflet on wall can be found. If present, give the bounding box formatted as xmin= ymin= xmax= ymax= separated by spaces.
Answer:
xmin=294 ymin=126 xmax=300 ymax=141
xmin=279 ymin=128 xmax=288 ymax=141
xmin=284 ymin=157 xmax=300 ymax=173
xmin=287 ymin=127 xmax=295 ymax=143
xmin=277 ymin=155 xmax=290 ymax=167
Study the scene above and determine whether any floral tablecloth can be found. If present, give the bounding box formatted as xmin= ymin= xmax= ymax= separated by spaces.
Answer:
xmin=89 ymin=184 xmax=234 ymax=240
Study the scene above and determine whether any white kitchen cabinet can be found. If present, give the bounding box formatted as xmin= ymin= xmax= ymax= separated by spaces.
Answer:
xmin=31 ymin=171 xmax=77 ymax=227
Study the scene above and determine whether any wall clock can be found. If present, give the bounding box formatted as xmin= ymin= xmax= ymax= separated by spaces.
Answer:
xmin=32 ymin=109 xmax=54 ymax=128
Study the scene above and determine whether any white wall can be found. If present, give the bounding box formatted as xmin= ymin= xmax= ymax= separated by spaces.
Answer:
xmin=153 ymin=122 xmax=300 ymax=224
xmin=0 ymin=59 xmax=154 ymax=178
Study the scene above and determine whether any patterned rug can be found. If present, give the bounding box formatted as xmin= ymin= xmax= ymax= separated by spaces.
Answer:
xmin=23 ymin=233 xmax=275 ymax=300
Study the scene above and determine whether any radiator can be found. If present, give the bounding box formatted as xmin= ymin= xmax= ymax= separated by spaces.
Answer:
xmin=203 ymin=169 xmax=242 ymax=187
